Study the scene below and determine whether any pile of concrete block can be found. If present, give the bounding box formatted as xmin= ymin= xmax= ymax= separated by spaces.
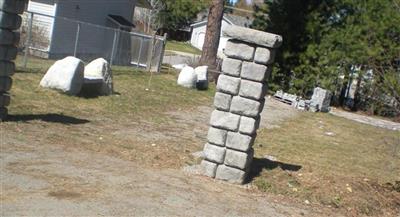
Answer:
xmin=0 ymin=0 xmax=27 ymax=120
xmin=274 ymin=90 xmax=299 ymax=106
xmin=201 ymin=26 xmax=282 ymax=184
xmin=310 ymin=87 xmax=331 ymax=112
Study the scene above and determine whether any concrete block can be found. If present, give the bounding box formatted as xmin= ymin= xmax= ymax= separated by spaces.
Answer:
xmin=215 ymin=165 xmax=246 ymax=184
xmin=230 ymin=96 xmax=261 ymax=117
xmin=217 ymin=74 xmax=240 ymax=95
xmin=0 ymin=0 xmax=27 ymax=14
xmin=222 ymin=25 xmax=283 ymax=48
xmin=0 ymin=60 xmax=14 ymax=76
xmin=0 ymin=46 xmax=17 ymax=61
xmin=201 ymin=160 xmax=218 ymax=178
xmin=221 ymin=57 xmax=242 ymax=77
xmin=0 ymin=76 xmax=12 ymax=92
xmin=224 ymin=40 xmax=255 ymax=61
xmin=207 ymin=127 xmax=227 ymax=146
xmin=226 ymin=132 xmax=254 ymax=152
xmin=241 ymin=62 xmax=268 ymax=82
xmin=0 ymin=29 xmax=20 ymax=45
xmin=239 ymin=116 xmax=259 ymax=135
xmin=0 ymin=11 xmax=21 ymax=30
xmin=210 ymin=110 xmax=240 ymax=131
xmin=214 ymin=92 xmax=232 ymax=111
xmin=203 ymin=143 xmax=226 ymax=164
xmin=239 ymin=79 xmax=265 ymax=100
xmin=254 ymin=47 xmax=276 ymax=65
xmin=224 ymin=149 xmax=253 ymax=170
xmin=0 ymin=93 xmax=10 ymax=107
xmin=0 ymin=106 xmax=7 ymax=121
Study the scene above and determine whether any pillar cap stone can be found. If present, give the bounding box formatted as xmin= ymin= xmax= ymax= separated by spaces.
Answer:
xmin=223 ymin=26 xmax=283 ymax=48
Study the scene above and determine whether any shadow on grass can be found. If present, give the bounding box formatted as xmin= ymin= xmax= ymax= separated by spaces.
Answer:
xmin=246 ymin=158 xmax=302 ymax=183
xmin=6 ymin=114 xmax=90 ymax=125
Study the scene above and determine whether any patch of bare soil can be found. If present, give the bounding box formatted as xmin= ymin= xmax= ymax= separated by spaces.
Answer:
xmin=1 ymin=97 xmax=337 ymax=216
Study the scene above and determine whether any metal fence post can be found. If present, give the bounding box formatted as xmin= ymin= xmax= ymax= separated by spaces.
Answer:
xmin=110 ymin=29 xmax=118 ymax=66
xmin=157 ymin=33 xmax=168 ymax=73
xmin=23 ymin=12 xmax=34 ymax=69
xmin=136 ymin=37 xmax=144 ymax=67
xmin=73 ymin=22 xmax=81 ymax=57
xmin=146 ymin=32 xmax=156 ymax=72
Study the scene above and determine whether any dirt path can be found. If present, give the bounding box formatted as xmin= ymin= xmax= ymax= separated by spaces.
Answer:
xmin=1 ymin=98 xmax=333 ymax=216
xmin=330 ymin=108 xmax=400 ymax=131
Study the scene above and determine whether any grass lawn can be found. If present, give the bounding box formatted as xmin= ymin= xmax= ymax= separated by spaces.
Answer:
xmin=253 ymin=112 xmax=400 ymax=216
xmin=13 ymin=56 xmax=214 ymax=123
xmin=6 ymin=56 xmax=400 ymax=216
xmin=165 ymin=40 xmax=202 ymax=55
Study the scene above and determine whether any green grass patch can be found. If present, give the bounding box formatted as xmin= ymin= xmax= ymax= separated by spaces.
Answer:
xmin=166 ymin=40 xmax=202 ymax=55
xmin=11 ymin=56 xmax=214 ymax=123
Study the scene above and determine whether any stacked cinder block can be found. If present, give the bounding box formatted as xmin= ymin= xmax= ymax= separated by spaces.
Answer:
xmin=201 ymin=26 xmax=282 ymax=184
xmin=0 ymin=0 xmax=26 ymax=120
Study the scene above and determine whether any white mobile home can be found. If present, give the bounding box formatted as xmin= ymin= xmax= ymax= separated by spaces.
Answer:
xmin=26 ymin=0 xmax=151 ymax=63
xmin=190 ymin=14 xmax=253 ymax=56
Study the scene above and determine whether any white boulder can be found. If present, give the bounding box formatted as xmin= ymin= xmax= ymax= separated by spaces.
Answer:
xmin=40 ymin=56 xmax=84 ymax=95
xmin=84 ymin=58 xmax=113 ymax=95
xmin=177 ymin=66 xmax=197 ymax=88
xmin=194 ymin=65 xmax=208 ymax=90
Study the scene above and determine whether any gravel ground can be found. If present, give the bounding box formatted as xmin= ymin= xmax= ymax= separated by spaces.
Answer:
xmin=330 ymin=108 xmax=400 ymax=131
xmin=1 ymin=97 xmax=332 ymax=216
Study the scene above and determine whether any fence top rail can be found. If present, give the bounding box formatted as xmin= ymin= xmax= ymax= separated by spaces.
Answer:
xmin=25 ymin=11 xmax=165 ymax=41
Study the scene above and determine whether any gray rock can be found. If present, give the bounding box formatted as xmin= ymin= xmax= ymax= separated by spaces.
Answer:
xmin=239 ymin=79 xmax=265 ymax=100
xmin=254 ymin=47 xmax=275 ymax=65
xmin=224 ymin=149 xmax=253 ymax=170
xmin=203 ymin=143 xmax=226 ymax=164
xmin=0 ymin=29 xmax=19 ymax=45
xmin=241 ymin=62 xmax=269 ymax=82
xmin=0 ymin=46 xmax=17 ymax=61
xmin=0 ymin=93 xmax=10 ymax=107
xmin=209 ymin=110 xmax=240 ymax=131
xmin=224 ymin=40 xmax=255 ymax=61
xmin=215 ymin=165 xmax=246 ymax=184
xmin=310 ymin=87 xmax=332 ymax=112
xmin=239 ymin=116 xmax=259 ymax=135
xmin=83 ymin=58 xmax=113 ymax=95
xmin=222 ymin=25 xmax=283 ymax=48
xmin=0 ymin=60 xmax=14 ymax=76
xmin=0 ymin=76 xmax=12 ymax=92
xmin=0 ymin=11 xmax=21 ymax=30
xmin=207 ymin=127 xmax=227 ymax=146
xmin=201 ymin=160 xmax=218 ymax=178
xmin=40 ymin=57 xmax=85 ymax=95
xmin=226 ymin=132 xmax=254 ymax=152
xmin=214 ymin=92 xmax=232 ymax=111
xmin=0 ymin=0 xmax=27 ymax=14
xmin=230 ymin=96 xmax=261 ymax=117
xmin=217 ymin=74 xmax=241 ymax=95
xmin=221 ymin=57 xmax=242 ymax=77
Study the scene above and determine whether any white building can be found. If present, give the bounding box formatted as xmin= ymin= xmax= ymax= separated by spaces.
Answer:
xmin=25 ymin=0 xmax=151 ymax=63
xmin=190 ymin=14 xmax=253 ymax=56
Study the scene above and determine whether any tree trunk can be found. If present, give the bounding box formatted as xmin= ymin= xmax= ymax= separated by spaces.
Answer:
xmin=199 ymin=0 xmax=224 ymax=69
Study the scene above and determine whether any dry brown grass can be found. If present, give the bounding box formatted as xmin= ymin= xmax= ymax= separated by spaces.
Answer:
xmin=253 ymin=112 xmax=400 ymax=216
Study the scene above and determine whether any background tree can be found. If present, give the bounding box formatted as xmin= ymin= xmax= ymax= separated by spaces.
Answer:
xmin=252 ymin=0 xmax=400 ymax=116
xmin=157 ymin=0 xmax=208 ymax=32
xmin=199 ymin=0 xmax=225 ymax=69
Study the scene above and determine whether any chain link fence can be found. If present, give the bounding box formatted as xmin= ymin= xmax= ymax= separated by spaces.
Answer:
xmin=18 ymin=11 xmax=167 ymax=72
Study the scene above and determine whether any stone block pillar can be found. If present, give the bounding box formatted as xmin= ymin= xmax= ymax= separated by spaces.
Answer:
xmin=0 ymin=0 xmax=26 ymax=120
xmin=201 ymin=26 xmax=282 ymax=184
